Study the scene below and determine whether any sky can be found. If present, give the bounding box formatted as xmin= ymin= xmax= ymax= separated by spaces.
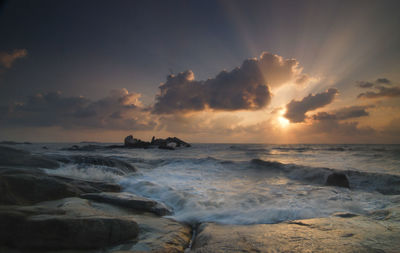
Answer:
xmin=0 ymin=0 xmax=400 ymax=143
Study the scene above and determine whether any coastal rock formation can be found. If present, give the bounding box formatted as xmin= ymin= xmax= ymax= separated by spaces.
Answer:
xmin=151 ymin=136 xmax=191 ymax=149
xmin=0 ymin=167 xmax=121 ymax=205
xmin=124 ymin=135 xmax=151 ymax=148
xmin=191 ymin=207 xmax=400 ymax=252
xmin=0 ymin=146 xmax=59 ymax=169
xmin=80 ymin=192 xmax=172 ymax=216
xmin=326 ymin=172 xmax=350 ymax=188
xmin=0 ymin=197 xmax=191 ymax=252
xmin=124 ymin=135 xmax=191 ymax=150
xmin=0 ymin=209 xmax=139 ymax=249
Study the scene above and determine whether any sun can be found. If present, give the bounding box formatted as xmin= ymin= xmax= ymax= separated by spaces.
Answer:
xmin=277 ymin=108 xmax=290 ymax=128
xmin=278 ymin=116 xmax=290 ymax=128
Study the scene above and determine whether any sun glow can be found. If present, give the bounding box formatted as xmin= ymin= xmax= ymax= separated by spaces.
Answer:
xmin=277 ymin=109 xmax=290 ymax=128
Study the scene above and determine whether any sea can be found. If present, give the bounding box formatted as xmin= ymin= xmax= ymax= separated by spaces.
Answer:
xmin=14 ymin=143 xmax=400 ymax=225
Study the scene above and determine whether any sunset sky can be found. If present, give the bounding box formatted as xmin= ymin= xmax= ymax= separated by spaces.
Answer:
xmin=1 ymin=0 xmax=400 ymax=143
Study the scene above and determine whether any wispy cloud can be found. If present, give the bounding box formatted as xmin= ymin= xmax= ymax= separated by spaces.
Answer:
xmin=0 ymin=49 xmax=27 ymax=69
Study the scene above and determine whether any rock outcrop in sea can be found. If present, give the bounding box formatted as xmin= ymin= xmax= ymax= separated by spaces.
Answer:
xmin=124 ymin=135 xmax=191 ymax=150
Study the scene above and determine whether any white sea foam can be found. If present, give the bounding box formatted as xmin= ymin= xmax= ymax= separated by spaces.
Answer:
xmin=31 ymin=143 xmax=400 ymax=225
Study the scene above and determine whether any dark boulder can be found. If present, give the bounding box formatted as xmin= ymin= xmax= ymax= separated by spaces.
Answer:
xmin=0 ymin=167 xmax=121 ymax=205
xmin=326 ymin=172 xmax=350 ymax=188
xmin=80 ymin=192 xmax=172 ymax=216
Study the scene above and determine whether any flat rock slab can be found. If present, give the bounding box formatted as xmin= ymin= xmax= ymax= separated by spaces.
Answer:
xmin=80 ymin=192 xmax=172 ymax=216
xmin=191 ymin=207 xmax=400 ymax=253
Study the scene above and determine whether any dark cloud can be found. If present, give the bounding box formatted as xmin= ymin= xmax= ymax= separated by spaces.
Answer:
xmin=358 ymin=86 xmax=400 ymax=99
xmin=312 ymin=105 xmax=371 ymax=121
xmin=356 ymin=81 xmax=374 ymax=88
xmin=284 ymin=88 xmax=338 ymax=123
xmin=153 ymin=52 xmax=306 ymax=114
xmin=0 ymin=49 xmax=27 ymax=69
xmin=376 ymin=78 xmax=391 ymax=84
xmin=0 ymin=89 xmax=156 ymax=130
xmin=356 ymin=77 xmax=393 ymax=89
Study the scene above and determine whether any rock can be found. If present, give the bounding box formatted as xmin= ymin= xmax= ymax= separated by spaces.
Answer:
xmin=326 ymin=172 xmax=350 ymax=188
xmin=0 ymin=146 xmax=59 ymax=169
xmin=165 ymin=137 xmax=191 ymax=147
xmin=80 ymin=192 xmax=172 ymax=216
xmin=63 ymin=144 xmax=103 ymax=151
xmin=191 ymin=208 xmax=400 ymax=252
xmin=0 ymin=167 xmax=121 ymax=205
xmin=0 ymin=197 xmax=191 ymax=252
xmin=87 ymin=199 xmax=191 ymax=253
xmin=0 ymin=206 xmax=139 ymax=249
xmin=124 ymin=135 xmax=150 ymax=148
xmin=51 ymin=155 xmax=137 ymax=174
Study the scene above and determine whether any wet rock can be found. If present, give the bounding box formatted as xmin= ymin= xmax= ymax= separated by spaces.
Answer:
xmin=51 ymin=155 xmax=137 ymax=174
xmin=80 ymin=192 xmax=172 ymax=216
xmin=191 ymin=208 xmax=400 ymax=252
xmin=0 ymin=146 xmax=59 ymax=169
xmin=326 ymin=172 xmax=350 ymax=188
xmin=0 ymin=197 xmax=191 ymax=252
xmin=0 ymin=206 xmax=139 ymax=249
xmin=0 ymin=167 xmax=121 ymax=205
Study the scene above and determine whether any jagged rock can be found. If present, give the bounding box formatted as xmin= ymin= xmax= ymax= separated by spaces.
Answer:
xmin=0 ymin=167 xmax=121 ymax=205
xmin=191 ymin=207 xmax=400 ymax=252
xmin=0 ymin=206 xmax=139 ymax=249
xmin=326 ymin=172 xmax=350 ymax=188
xmin=80 ymin=192 xmax=172 ymax=216
xmin=124 ymin=135 xmax=150 ymax=148
xmin=0 ymin=146 xmax=59 ymax=169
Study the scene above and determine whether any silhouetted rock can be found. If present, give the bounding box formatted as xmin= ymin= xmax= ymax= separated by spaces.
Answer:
xmin=124 ymin=135 xmax=190 ymax=149
xmin=124 ymin=135 xmax=151 ymax=148
xmin=0 ymin=146 xmax=59 ymax=169
xmin=80 ymin=192 xmax=172 ymax=216
xmin=0 ymin=167 xmax=121 ymax=205
xmin=326 ymin=172 xmax=350 ymax=188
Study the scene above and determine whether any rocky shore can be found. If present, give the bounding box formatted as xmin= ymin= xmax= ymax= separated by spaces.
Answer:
xmin=1 ymin=145 xmax=400 ymax=252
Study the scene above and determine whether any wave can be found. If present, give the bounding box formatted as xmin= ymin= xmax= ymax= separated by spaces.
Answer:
xmin=251 ymin=159 xmax=400 ymax=195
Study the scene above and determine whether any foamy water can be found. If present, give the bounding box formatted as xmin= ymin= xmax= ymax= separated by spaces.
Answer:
xmin=24 ymin=143 xmax=400 ymax=225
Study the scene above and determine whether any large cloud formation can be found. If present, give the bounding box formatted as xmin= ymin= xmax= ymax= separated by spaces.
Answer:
xmin=0 ymin=49 xmax=27 ymax=69
xmin=284 ymin=88 xmax=338 ymax=123
xmin=0 ymin=89 xmax=156 ymax=130
xmin=153 ymin=52 xmax=306 ymax=114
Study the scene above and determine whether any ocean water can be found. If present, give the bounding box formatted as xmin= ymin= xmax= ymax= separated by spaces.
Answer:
xmin=15 ymin=143 xmax=400 ymax=225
